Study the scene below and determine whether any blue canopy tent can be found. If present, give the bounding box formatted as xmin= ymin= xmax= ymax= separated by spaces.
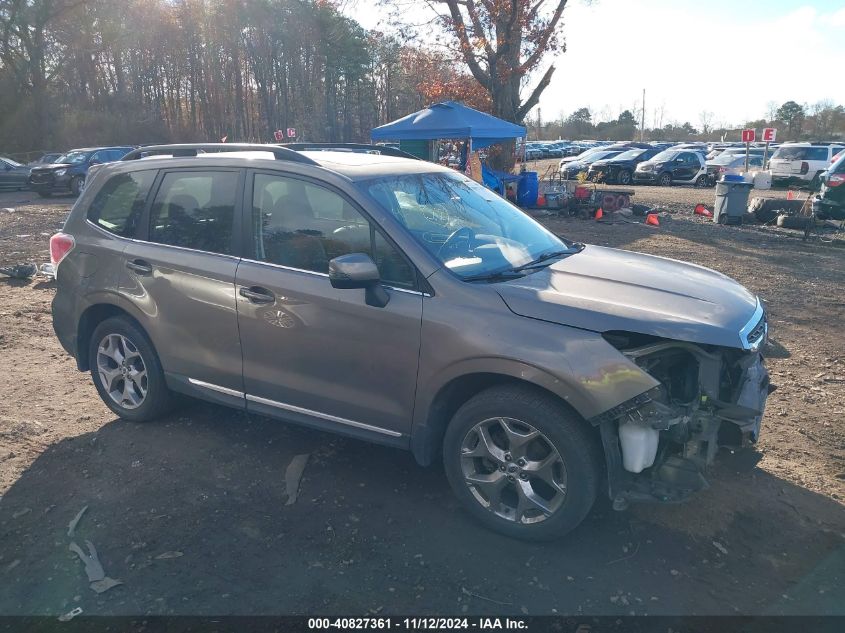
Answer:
xmin=371 ymin=101 xmax=525 ymax=150
xmin=371 ymin=101 xmax=526 ymax=194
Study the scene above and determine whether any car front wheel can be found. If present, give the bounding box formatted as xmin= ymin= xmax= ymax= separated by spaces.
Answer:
xmin=443 ymin=385 xmax=601 ymax=541
xmin=70 ymin=176 xmax=85 ymax=196
xmin=617 ymin=169 xmax=632 ymax=185
xmin=89 ymin=317 xmax=174 ymax=422
xmin=658 ymin=172 xmax=672 ymax=187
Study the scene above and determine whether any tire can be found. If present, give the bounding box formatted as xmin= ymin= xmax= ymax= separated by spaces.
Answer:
xmin=696 ymin=175 xmax=710 ymax=187
xmin=658 ymin=172 xmax=672 ymax=187
xmin=617 ymin=169 xmax=632 ymax=186
xmin=88 ymin=316 xmax=174 ymax=422
xmin=442 ymin=385 xmax=601 ymax=541
xmin=70 ymin=176 xmax=85 ymax=196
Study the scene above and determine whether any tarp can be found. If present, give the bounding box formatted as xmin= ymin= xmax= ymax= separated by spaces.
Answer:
xmin=371 ymin=101 xmax=526 ymax=149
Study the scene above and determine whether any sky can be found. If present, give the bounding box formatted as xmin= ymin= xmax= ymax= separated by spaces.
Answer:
xmin=342 ymin=0 xmax=845 ymax=128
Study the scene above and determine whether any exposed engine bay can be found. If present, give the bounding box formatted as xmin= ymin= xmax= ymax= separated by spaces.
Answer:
xmin=595 ymin=331 xmax=772 ymax=507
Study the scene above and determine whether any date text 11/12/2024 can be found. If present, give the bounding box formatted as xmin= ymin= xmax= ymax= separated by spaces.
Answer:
xmin=307 ymin=618 xmax=528 ymax=630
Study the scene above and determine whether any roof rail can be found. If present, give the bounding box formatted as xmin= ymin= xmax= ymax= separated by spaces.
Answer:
xmin=281 ymin=143 xmax=421 ymax=161
xmin=120 ymin=143 xmax=318 ymax=165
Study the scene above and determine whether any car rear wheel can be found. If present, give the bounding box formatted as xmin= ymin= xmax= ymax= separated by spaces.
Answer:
xmin=658 ymin=172 xmax=672 ymax=187
xmin=89 ymin=317 xmax=174 ymax=422
xmin=443 ymin=385 xmax=601 ymax=541
xmin=70 ymin=176 xmax=85 ymax=196
xmin=617 ymin=169 xmax=632 ymax=185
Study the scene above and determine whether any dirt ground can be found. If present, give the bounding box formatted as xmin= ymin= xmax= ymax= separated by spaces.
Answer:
xmin=0 ymin=186 xmax=843 ymax=617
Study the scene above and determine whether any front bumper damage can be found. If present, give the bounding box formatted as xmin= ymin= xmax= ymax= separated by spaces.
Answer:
xmin=591 ymin=335 xmax=772 ymax=508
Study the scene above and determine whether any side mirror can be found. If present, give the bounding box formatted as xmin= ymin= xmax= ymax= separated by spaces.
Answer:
xmin=329 ymin=253 xmax=389 ymax=308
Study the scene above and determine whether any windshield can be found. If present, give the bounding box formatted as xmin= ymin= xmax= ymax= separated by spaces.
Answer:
xmin=613 ymin=149 xmax=646 ymax=161
xmin=650 ymin=150 xmax=680 ymax=162
xmin=1 ymin=156 xmax=23 ymax=167
xmin=771 ymin=146 xmax=831 ymax=161
xmin=358 ymin=172 xmax=576 ymax=280
xmin=56 ymin=151 xmax=91 ymax=165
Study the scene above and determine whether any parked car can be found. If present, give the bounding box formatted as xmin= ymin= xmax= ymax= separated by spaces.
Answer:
xmin=818 ymin=152 xmax=845 ymax=220
xmin=705 ymin=154 xmax=764 ymax=185
xmin=0 ymin=156 xmax=31 ymax=191
xmin=29 ymin=146 xmax=134 ymax=197
xmin=768 ymin=142 xmax=845 ymax=189
xmin=587 ymin=147 xmax=662 ymax=185
xmin=27 ymin=152 xmax=64 ymax=167
xmin=560 ymin=150 xmax=625 ymax=179
xmin=634 ymin=149 xmax=708 ymax=186
xmin=830 ymin=149 xmax=845 ymax=165
xmin=50 ymin=142 xmax=771 ymax=541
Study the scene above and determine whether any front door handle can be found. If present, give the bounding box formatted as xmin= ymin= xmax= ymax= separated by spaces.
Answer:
xmin=125 ymin=259 xmax=152 ymax=275
xmin=239 ymin=286 xmax=275 ymax=304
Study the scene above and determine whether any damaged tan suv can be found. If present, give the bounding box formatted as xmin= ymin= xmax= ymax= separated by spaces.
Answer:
xmin=50 ymin=144 xmax=770 ymax=540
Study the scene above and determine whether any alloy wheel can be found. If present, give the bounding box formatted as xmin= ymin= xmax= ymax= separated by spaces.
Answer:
xmin=96 ymin=333 xmax=148 ymax=409
xmin=460 ymin=417 xmax=567 ymax=524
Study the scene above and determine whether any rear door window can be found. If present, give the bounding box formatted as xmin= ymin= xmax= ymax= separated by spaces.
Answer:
xmin=87 ymin=170 xmax=157 ymax=237
xmin=148 ymin=170 xmax=239 ymax=254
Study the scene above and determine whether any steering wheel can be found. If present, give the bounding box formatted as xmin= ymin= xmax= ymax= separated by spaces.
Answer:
xmin=438 ymin=226 xmax=475 ymax=257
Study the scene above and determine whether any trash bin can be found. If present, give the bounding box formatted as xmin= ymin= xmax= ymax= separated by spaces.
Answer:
xmin=517 ymin=171 xmax=539 ymax=207
xmin=714 ymin=179 xmax=754 ymax=225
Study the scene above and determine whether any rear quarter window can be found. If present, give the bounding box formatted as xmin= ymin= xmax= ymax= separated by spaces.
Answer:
xmin=87 ymin=170 xmax=156 ymax=237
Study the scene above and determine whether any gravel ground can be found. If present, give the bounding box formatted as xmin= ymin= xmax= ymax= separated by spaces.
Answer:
xmin=0 ymin=188 xmax=843 ymax=617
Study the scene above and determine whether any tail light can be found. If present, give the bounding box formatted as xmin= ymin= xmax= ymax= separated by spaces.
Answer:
xmin=800 ymin=161 xmax=809 ymax=174
xmin=49 ymin=232 xmax=75 ymax=270
xmin=828 ymin=173 xmax=845 ymax=187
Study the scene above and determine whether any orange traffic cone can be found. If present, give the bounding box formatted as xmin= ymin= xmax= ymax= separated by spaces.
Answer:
xmin=694 ymin=203 xmax=713 ymax=218
xmin=537 ymin=193 xmax=546 ymax=207
xmin=645 ymin=213 xmax=660 ymax=226
xmin=595 ymin=207 xmax=603 ymax=220
xmin=787 ymin=190 xmax=796 ymax=200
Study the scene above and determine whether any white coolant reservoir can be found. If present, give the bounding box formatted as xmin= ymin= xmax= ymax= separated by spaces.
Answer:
xmin=618 ymin=421 xmax=659 ymax=473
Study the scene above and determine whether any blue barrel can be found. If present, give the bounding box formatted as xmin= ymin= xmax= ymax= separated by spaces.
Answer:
xmin=517 ymin=171 xmax=539 ymax=207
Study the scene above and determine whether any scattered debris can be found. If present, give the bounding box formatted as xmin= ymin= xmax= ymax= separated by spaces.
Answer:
xmin=284 ymin=453 xmax=310 ymax=506
xmin=2 ymin=207 xmax=15 ymax=213
xmin=90 ymin=577 xmax=123 ymax=594
xmin=5 ymin=559 xmax=20 ymax=572
xmin=645 ymin=213 xmax=660 ymax=227
xmin=67 ymin=505 xmax=89 ymax=537
xmin=58 ymin=607 xmax=83 ymax=622
xmin=12 ymin=507 xmax=31 ymax=519
xmin=0 ymin=263 xmax=37 ymax=279
xmin=712 ymin=541 xmax=729 ymax=555
xmin=154 ymin=551 xmax=184 ymax=560
xmin=69 ymin=541 xmax=106 ymax=582
xmin=461 ymin=586 xmax=512 ymax=606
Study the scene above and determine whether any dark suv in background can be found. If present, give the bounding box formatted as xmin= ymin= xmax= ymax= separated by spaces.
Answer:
xmin=49 ymin=143 xmax=770 ymax=541
xmin=587 ymin=147 xmax=662 ymax=185
xmin=29 ymin=146 xmax=134 ymax=197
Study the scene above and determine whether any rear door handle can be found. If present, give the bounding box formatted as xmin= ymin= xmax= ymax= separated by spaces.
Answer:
xmin=125 ymin=259 xmax=152 ymax=275
xmin=239 ymin=286 xmax=275 ymax=304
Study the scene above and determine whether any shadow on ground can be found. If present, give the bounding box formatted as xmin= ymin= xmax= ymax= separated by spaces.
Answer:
xmin=0 ymin=402 xmax=842 ymax=616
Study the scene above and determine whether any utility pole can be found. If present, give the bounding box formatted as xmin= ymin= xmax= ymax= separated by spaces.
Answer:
xmin=640 ymin=89 xmax=646 ymax=142
xmin=537 ymin=108 xmax=542 ymax=139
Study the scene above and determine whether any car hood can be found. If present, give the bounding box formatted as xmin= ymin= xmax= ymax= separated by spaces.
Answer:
xmin=31 ymin=163 xmax=73 ymax=172
xmin=495 ymin=245 xmax=759 ymax=349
